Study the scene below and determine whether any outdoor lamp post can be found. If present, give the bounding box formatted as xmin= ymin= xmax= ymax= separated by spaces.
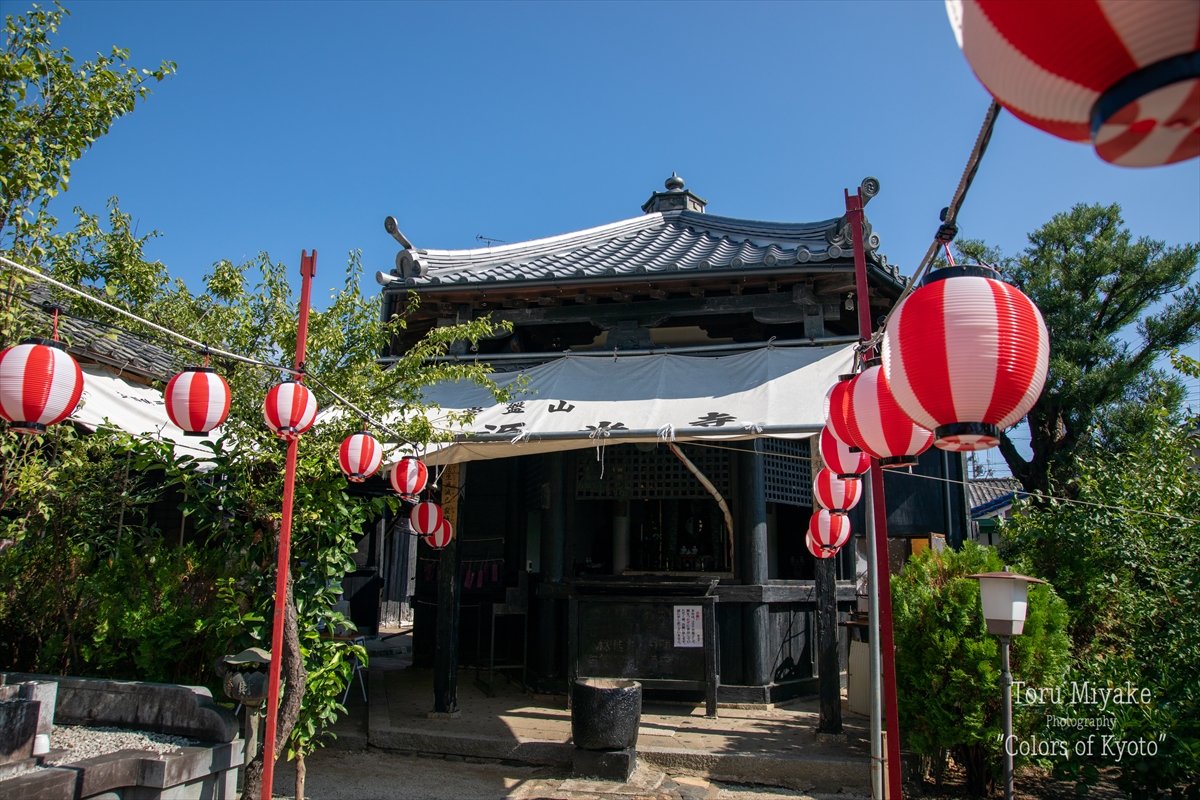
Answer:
xmin=969 ymin=569 xmax=1046 ymax=800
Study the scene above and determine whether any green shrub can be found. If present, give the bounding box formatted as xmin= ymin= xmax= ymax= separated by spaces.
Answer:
xmin=892 ymin=541 xmax=1071 ymax=795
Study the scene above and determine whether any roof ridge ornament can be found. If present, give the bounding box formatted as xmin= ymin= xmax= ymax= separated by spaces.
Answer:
xmin=642 ymin=173 xmax=707 ymax=215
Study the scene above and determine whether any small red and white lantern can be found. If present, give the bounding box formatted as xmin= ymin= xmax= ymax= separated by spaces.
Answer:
xmin=263 ymin=380 xmax=317 ymax=440
xmin=948 ymin=0 xmax=1200 ymax=167
xmin=814 ymin=468 xmax=862 ymax=513
xmin=410 ymin=501 xmax=445 ymax=536
xmin=164 ymin=367 xmax=230 ymax=436
xmin=882 ymin=265 xmax=1049 ymax=452
xmin=818 ymin=426 xmax=870 ymax=478
xmin=809 ymin=508 xmax=851 ymax=554
xmin=806 ymin=530 xmax=835 ymax=560
xmin=823 ymin=374 xmax=859 ymax=449
xmin=846 ymin=362 xmax=934 ymax=468
xmin=389 ymin=457 xmax=428 ymax=496
xmin=339 ymin=432 xmax=383 ymax=483
xmin=0 ymin=339 xmax=84 ymax=435
xmin=425 ymin=519 xmax=453 ymax=549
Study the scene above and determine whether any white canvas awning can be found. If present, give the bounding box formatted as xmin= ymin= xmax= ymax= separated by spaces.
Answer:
xmin=71 ymin=364 xmax=219 ymax=460
xmin=411 ymin=344 xmax=853 ymax=465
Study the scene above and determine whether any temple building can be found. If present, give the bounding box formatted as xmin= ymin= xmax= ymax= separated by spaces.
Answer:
xmin=364 ymin=175 xmax=969 ymax=710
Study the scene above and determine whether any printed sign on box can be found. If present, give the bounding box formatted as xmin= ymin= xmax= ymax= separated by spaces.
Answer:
xmin=674 ymin=605 xmax=703 ymax=648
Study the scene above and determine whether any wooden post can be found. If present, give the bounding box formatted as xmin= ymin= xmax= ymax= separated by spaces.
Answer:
xmin=739 ymin=445 xmax=771 ymax=688
xmin=847 ymin=187 xmax=903 ymax=799
xmin=433 ymin=463 xmax=463 ymax=714
xmin=260 ymin=250 xmax=316 ymax=800
xmin=536 ymin=452 xmax=565 ymax=685
xmin=815 ymin=555 xmax=842 ymax=733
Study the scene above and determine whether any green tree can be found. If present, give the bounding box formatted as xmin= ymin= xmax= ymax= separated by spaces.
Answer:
xmin=954 ymin=204 xmax=1199 ymax=496
xmin=892 ymin=541 xmax=1071 ymax=796
xmin=1001 ymin=401 xmax=1200 ymax=797
xmin=1 ymin=2 xmax=174 ymax=258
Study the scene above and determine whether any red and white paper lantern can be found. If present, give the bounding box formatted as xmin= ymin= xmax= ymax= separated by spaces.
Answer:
xmin=262 ymin=380 xmax=317 ymax=440
xmin=883 ymin=265 xmax=1049 ymax=453
xmin=846 ymin=362 xmax=934 ymax=468
xmin=339 ymin=432 xmax=383 ymax=483
xmin=164 ymin=367 xmax=230 ymax=436
xmin=0 ymin=339 xmax=84 ymax=435
xmin=806 ymin=531 xmax=835 ymax=560
xmin=410 ymin=501 xmax=444 ymax=536
xmin=948 ymin=0 xmax=1200 ymax=167
xmin=389 ymin=457 xmax=428 ymax=496
xmin=808 ymin=509 xmax=851 ymax=556
xmin=814 ymin=468 xmax=863 ymax=513
xmin=425 ymin=519 xmax=453 ymax=549
xmin=818 ymin=426 xmax=870 ymax=478
xmin=823 ymin=374 xmax=859 ymax=449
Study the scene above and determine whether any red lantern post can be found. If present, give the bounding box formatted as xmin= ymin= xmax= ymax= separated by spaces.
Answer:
xmin=846 ymin=187 xmax=904 ymax=800
xmin=260 ymin=250 xmax=316 ymax=800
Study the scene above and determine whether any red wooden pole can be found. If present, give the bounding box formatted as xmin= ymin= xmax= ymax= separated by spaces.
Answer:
xmin=845 ymin=191 xmax=903 ymax=799
xmin=260 ymin=249 xmax=317 ymax=800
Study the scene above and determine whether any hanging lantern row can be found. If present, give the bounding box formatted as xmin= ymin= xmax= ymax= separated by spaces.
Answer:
xmin=823 ymin=375 xmax=858 ymax=450
xmin=819 ymin=426 xmax=870 ymax=479
xmin=410 ymin=501 xmax=444 ymax=537
xmin=882 ymin=265 xmax=1049 ymax=453
xmin=165 ymin=366 xmax=231 ymax=436
xmin=846 ymin=361 xmax=934 ymax=468
xmin=814 ymin=468 xmax=862 ymax=513
xmin=339 ymin=432 xmax=383 ymax=483
xmin=425 ymin=519 xmax=453 ymax=549
xmin=263 ymin=380 xmax=318 ymax=441
xmin=950 ymin=0 xmax=1200 ymax=168
xmin=0 ymin=339 xmax=84 ymax=435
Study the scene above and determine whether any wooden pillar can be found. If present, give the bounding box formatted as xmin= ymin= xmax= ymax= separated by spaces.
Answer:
xmin=433 ymin=464 xmax=463 ymax=714
xmin=815 ymin=555 xmax=842 ymax=733
xmin=536 ymin=452 xmax=566 ymax=682
xmin=739 ymin=446 xmax=771 ymax=687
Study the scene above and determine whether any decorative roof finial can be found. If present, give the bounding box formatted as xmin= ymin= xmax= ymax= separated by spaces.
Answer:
xmin=664 ymin=172 xmax=685 ymax=191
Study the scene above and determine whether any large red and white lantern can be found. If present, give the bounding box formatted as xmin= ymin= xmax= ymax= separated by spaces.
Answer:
xmin=425 ymin=519 xmax=453 ymax=549
xmin=339 ymin=432 xmax=383 ymax=483
xmin=948 ymin=0 xmax=1200 ymax=167
xmin=846 ymin=362 xmax=934 ymax=468
xmin=883 ymin=265 xmax=1049 ymax=453
xmin=165 ymin=367 xmax=230 ymax=436
xmin=814 ymin=468 xmax=863 ymax=513
xmin=0 ymin=339 xmax=84 ymax=435
xmin=806 ymin=531 xmax=836 ymax=560
xmin=818 ymin=426 xmax=870 ymax=478
xmin=410 ymin=501 xmax=444 ymax=536
xmin=263 ymin=380 xmax=317 ymax=440
xmin=823 ymin=374 xmax=858 ymax=449
xmin=389 ymin=457 xmax=428 ymax=496
xmin=808 ymin=509 xmax=851 ymax=555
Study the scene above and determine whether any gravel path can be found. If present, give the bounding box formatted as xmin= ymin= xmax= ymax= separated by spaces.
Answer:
xmin=47 ymin=726 xmax=196 ymax=763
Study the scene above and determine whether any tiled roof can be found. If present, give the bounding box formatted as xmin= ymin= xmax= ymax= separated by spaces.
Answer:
xmin=968 ymin=477 xmax=1025 ymax=517
xmin=392 ymin=209 xmax=903 ymax=290
xmin=28 ymin=284 xmax=179 ymax=382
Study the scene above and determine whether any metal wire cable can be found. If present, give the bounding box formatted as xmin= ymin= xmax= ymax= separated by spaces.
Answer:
xmin=858 ymin=100 xmax=1003 ymax=355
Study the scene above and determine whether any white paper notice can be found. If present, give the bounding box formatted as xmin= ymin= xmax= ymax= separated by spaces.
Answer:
xmin=673 ymin=606 xmax=703 ymax=648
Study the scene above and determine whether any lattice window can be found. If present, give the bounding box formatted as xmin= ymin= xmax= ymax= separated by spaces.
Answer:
xmin=576 ymin=443 xmax=731 ymax=500
xmin=760 ymin=437 xmax=813 ymax=508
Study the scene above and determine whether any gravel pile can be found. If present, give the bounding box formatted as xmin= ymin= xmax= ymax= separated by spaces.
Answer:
xmin=47 ymin=726 xmax=196 ymax=763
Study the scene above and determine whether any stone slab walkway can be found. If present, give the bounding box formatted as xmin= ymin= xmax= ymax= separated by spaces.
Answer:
xmin=366 ymin=666 xmax=870 ymax=794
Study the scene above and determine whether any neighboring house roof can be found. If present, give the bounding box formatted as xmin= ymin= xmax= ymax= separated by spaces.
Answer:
xmin=968 ymin=477 xmax=1026 ymax=519
xmin=27 ymin=284 xmax=179 ymax=382
xmin=389 ymin=208 xmax=904 ymax=292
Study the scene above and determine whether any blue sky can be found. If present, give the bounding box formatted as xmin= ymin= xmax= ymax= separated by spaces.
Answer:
xmin=17 ymin=1 xmax=1200 ymax=471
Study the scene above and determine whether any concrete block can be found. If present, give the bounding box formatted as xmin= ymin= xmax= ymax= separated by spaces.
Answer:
xmin=0 ymin=765 xmax=78 ymax=799
xmin=2 ymin=673 xmax=237 ymax=742
xmin=0 ymin=697 xmax=39 ymax=766
xmin=571 ymin=746 xmax=636 ymax=782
